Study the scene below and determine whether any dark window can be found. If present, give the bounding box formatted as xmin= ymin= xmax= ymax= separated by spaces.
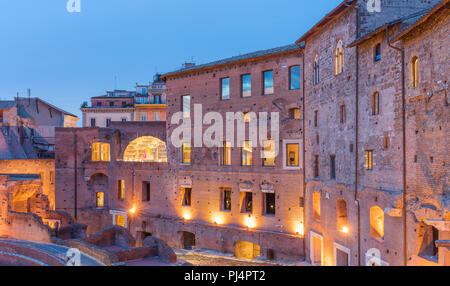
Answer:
xmin=241 ymin=74 xmax=251 ymax=97
xmin=374 ymin=43 xmax=381 ymax=62
xmin=330 ymin=155 xmax=336 ymax=179
xmin=121 ymin=101 xmax=126 ymax=107
xmin=263 ymin=70 xmax=274 ymax=95
xmin=313 ymin=55 xmax=320 ymax=85
xmin=121 ymin=118 xmax=127 ymax=122
xmin=241 ymin=192 xmax=253 ymax=213
xmin=96 ymin=102 xmax=102 ymax=107
xmin=142 ymin=181 xmax=150 ymax=202
xmin=109 ymin=101 xmax=114 ymax=107
xmin=314 ymin=155 xmax=319 ymax=178
xmin=265 ymin=193 xmax=276 ymax=215
xmin=221 ymin=77 xmax=230 ymax=100
xmin=182 ymin=188 xmax=192 ymax=206
xmin=314 ymin=110 xmax=318 ymax=127
xmin=106 ymin=118 xmax=111 ymax=127
xmin=154 ymin=95 xmax=161 ymax=104
xmin=222 ymin=188 xmax=232 ymax=211
xmin=90 ymin=118 xmax=96 ymax=127
xmin=340 ymin=105 xmax=346 ymax=123
xmin=289 ymin=65 xmax=301 ymax=90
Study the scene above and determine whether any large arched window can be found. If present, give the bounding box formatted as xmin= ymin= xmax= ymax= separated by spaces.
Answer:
xmin=335 ymin=40 xmax=344 ymax=75
xmin=123 ymin=136 xmax=167 ymax=162
xmin=410 ymin=56 xmax=419 ymax=87
xmin=370 ymin=206 xmax=384 ymax=239
xmin=313 ymin=54 xmax=320 ymax=85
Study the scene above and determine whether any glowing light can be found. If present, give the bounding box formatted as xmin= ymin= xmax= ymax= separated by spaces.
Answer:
xmin=213 ymin=214 xmax=224 ymax=225
xmin=244 ymin=215 xmax=256 ymax=229
xmin=341 ymin=226 xmax=349 ymax=234
xmin=182 ymin=211 xmax=192 ymax=220
xmin=295 ymin=223 xmax=304 ymax=236
xmin=129 ymin=206 xmax=137 ymax=214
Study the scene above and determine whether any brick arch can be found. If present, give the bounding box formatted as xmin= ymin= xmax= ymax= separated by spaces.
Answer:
xmin=122 ymin=136 xmax=168 ymax=162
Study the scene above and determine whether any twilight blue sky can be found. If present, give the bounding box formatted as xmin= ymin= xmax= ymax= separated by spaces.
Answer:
xmin=0 ymin=0 xmax=342 ymax=120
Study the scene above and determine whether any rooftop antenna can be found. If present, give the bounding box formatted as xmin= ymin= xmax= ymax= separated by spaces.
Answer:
xmin=27 ymin=88 xmax=31 ymax=105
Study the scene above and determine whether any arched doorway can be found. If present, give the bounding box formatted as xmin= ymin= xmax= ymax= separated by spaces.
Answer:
xmin=123 ymin=136 xmax=167 ymax=162
xmin=87 ymin=173 xmax=108 ymax=207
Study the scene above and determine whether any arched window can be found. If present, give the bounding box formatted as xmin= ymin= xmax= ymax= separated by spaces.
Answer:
xmin=313 ymin=192 xmax=321 ymax=220
xmin=313 ymin=54 xmax=320 ymax=85
xmin=370 ymin=206 xmax=384 ymax=239
xmin=335 ymin=40 xmax=344 ymax=75
xmin=337 ymin=199 xmax=348 ymax=232
xmin=371 ymin=91 xmax=379 ymax=115
xmin=410 ymin=56 xmax=419 ymax=87
xmin=123 ymin=136 xmax=167 ymax=162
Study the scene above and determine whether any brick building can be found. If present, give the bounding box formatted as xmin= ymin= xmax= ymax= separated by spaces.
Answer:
xmin=54 ymin=0 xmax=448 ymax=265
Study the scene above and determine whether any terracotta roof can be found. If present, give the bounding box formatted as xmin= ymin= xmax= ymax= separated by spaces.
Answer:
xmin=162 ymin=44 xmax=301 ymax=78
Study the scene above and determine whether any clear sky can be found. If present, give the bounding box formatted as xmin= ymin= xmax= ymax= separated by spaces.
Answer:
xmin=0 ymin=0 xmax=342 ymax=120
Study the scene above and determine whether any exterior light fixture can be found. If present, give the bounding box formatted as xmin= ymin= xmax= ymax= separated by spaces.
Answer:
xmin=129 ymin=206 xmax=137 ymax=214
xmin=341 ymin=226 xmax=349 ymax=234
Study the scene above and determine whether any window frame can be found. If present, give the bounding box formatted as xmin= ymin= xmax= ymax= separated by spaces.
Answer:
xmin=241 ymin=74 xmax=252 ymax=98
xmin=181 ymin=95 xmax=191 ymax=119
xmin=241 ymin=140 xmax=253 ymax=166
xmin=263 ymin=70 xmax=274 ymax=95
xmin=182 ymin=187 xmax=192 ymax=206
xmin=220 ymin=77 xmax=230 ymax=100
xmin=365 ymin=150 xmax=374 ymax=171
xmin=264 ymin=192 xmax=276 ymax=216
xmin=181 ymin=142 xmax=191 ymax=165
xmin=289 ymin=65 xmax=301 ymax=90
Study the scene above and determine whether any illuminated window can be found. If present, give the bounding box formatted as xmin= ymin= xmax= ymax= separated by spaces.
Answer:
xmin=182 ymin=187 xmax=192 ymax=206
xmin=264 ymin=192 xmax=276 ymax=215
xmin=221 ymin=188 xmax=232 ymax=211
xmin=263 ymin=70 xmax=274 ymax=95
xmin=50 ymin=171 xmax=54 ymax=185
xmin=289 ymin=65 xmax=301 ymax=90
xmin=115 ymin=215 xmax=126 ymax=228
xmin=182 ymin=95 xmax=190 ymax=118
xmin=370 ymin=206 xmax=384 ymax=239
xmin=372 ymin=92 xmax=379 ymax=115
xmin=286 ymin=143 xmax=299 ymax=167
xmin=117 ymin=180 xmax=125 ymax=200
xmin=182 ymin=143 xmax=191 ymax=164
xmin=221 ymin=77 xmax=230 ymax=100
xmin=241 ymin=74 xmax=251 ymax=97
xmin=243 ymin=111 xmax=252 ymax=123
xmin=96 ymin=192 xmax=104 ymax=208
xmin=313 ymin=55 xmax=319 ymax=85
xmin=221 ymin=141 xmax=231 ymax=166
xmin=365 ymin=150 xmax=373 ymax=170
xmin=290 ymin=108 xmax=301 ymax=120
xmin=240 ymin=192 xmax=253 ymax=213
xmin=123 ymin=136 xmax=167 ymax=162
xmin=383 ymin=135 xmax=390 ymax=150
xmin=313 ymin=192 xmax=321 ymax=220
xmin=263 ymin=140 xmax=276 ymax=166
xmin=337 ymin=199 xmax=348 ymax=230
xmin=91 ymin=142 xmax=110 ymax=162
xmin=374 ymin=43 xmax=381 ymax=62
xmin=335 ymin=40 xmax=344 ymax=75
xmin=142 ymin=181 xmax=150 ymax=202
xmin=241 ymin=140 xmax=252 ymax=166
xmin=410 ymin=56 xmax=419 ymax=87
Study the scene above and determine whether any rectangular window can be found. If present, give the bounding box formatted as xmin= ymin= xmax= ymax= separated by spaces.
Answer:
xmin=96 ymin=192 xmax=104 ymax=208
xmin=263 ymin=140 xmax=276 ymax=166
xmin=109 ymin=101 xmax=114 ymax=107
xmin=182 ymin=143 xmax=191 ymax=164
xmin=142 ymin=181 xmax=150 ymax=202
xmin=90 ymin=118 xmax=96 ymax=127
xmin=241 ymin=192 xmax=253 ymax=213
xmin=241 ymin=140 xmax=252 ymax=166
xmin=155 ymin=112 xmax=160 ymax=121
xmin=221 ymin=77 xmax=230 ymax=100
xmin=365 ymin=150 xmax=373 ymax=170
xmin=182 ymin=95 xmax=191 ymax=118
xmin=264 ymin=193 xmax=276 ymax=215
xmin=374 ymin=44 xmax=381 ymax=62
xmin=340 ymin=105 xmax=346 ymax=123
xmin=182 ymin=187 xmax=192 ymax=206
xmin=222 ymin=188 xmax=232 ymax=211
xmin=314 ymin=155 xmax=319 ymax=178
xmin=221 ymin=141 xmax=231 ymax=166
xmin=330 ymin=155 xmax=336 ymax=179
xmin=106 ymin=118 xmax=111 ymax=127
xmin=372 ymin=92 xmax=379 ymax=115
xmin=289 ymin=65 xmax=301 ymax=90
xmin=115 ymin=215 xmax=126 ymax=228
xmin=121 ymin=118 xmax=127 ymax=123
xmin=92 ymin=143 xmax=110 ymax=162
xmin=241 ymin=74 xmax=251 ymax=97
xmin=50 ymin=171 xmax=54 ymax=185
xmin=290 ymin=108 xmax=301 ymax=120
xmin=314 ymin=110 xmax=318 ymax=127
xmin=96 ymin=102 xmax=102 ymax=107
xmin=141 ymin=113 xmax=147 ymax=121
xmin=383 ymin=135 xmax=389 ymax=150
xmin=118 ymin=180 xmax=125 ymax=200
xmin=286 ymin=143 xmax=299 ymax=167
xmin=263 ymin=70 xmax=274 ymax=95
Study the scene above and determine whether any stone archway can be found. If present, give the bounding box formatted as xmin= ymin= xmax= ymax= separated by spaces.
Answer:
xmin=123 ymin=136 xmax=167 ymax=162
